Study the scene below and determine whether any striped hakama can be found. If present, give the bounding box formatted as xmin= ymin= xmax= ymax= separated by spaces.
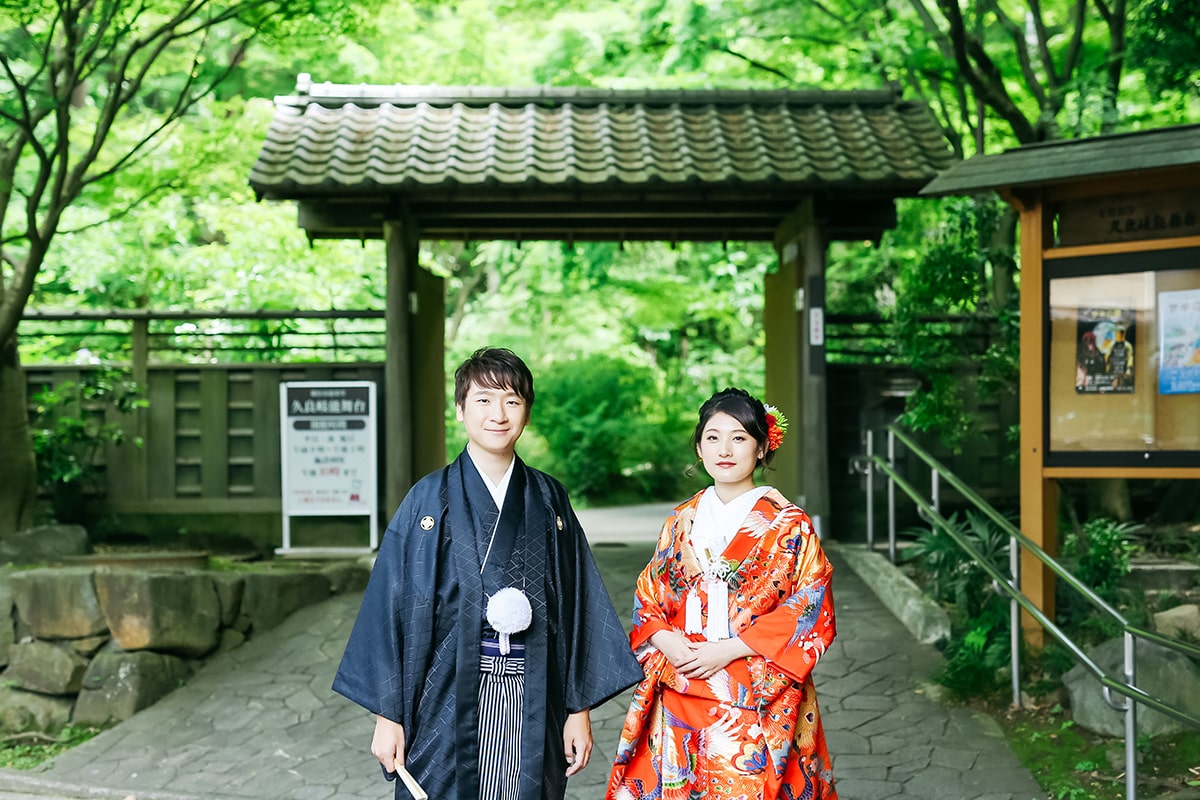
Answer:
xmin=478 ymin=638 xmax=525 ymax=800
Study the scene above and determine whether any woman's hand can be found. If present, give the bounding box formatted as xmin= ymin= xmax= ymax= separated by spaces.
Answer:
xmin=371 ymin=715 xmax=406 ymax=771
xmin=674 ymin=637 xmax=754 ymax=680
xmin=649 ymin=629 xmax=700 ymax=667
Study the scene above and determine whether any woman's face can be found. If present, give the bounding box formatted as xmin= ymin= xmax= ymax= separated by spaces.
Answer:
xmin=696 ymin=411 xmax=764 ymax=496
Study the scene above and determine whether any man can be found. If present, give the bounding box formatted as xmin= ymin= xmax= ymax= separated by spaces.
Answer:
xmin=1106 ymin=325 xmax=1134 ymax=389
xmin=333 ymin=347 xmax=643 ymax=800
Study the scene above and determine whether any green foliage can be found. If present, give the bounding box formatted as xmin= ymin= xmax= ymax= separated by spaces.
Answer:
xmin=1127 ymin=0 xmax=1200 ymax=99
xmin=935 ymin=602 xmax=1010 ymax=701
xmin=6 ymin=0 xmax=1200 ymax=527
xmin=907 ymin=509 xmax=1012 ymax=618
xmin=888 ymin=197 xmax=1018 ymax=453
xmin=30 ymin=369 xmax=145 ymax=522
xmin=907 ymin=509 xmax=1014 ymax=699
xmin=1061 ymin=517 xmax=1140 ymax=603
xmin=530 ymin=355 xmax=694 ymax=504
xmin=0 ymin=724 xmax=101 ymax=770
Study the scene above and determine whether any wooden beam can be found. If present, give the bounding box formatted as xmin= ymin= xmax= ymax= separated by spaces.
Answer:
xmin=295 ymin=196 xmax=901 ymax=244
xmin=1044 ymin=234 xmax=1200 ymax=260
xmin=384 ymin=219 xmax=417 ymax=513
xmin=412 ymin=265 xmax=446 ymax=478
xmin=1044 ymin=467 xmax=1200 ymax=479
xmin=1017 ymin=193 xmax=1053 ymax=648
xmin=768 ymin=198 xmax=831 ymax=534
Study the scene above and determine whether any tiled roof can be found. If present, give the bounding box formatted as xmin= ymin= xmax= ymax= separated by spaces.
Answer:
xmin=249 ymin=78 xmax=955 ymax=241
xmin=251 ymin=81 xmax=952 ymax=196
xmin=922 ymin=124 xmax=1200 ymax=196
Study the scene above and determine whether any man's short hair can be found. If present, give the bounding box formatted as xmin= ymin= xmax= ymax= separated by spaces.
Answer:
xmin=453 ymin=347 xmax=535 ymax=410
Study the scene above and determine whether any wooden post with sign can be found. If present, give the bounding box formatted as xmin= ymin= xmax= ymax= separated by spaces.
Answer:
xmin=923 ymin=126 xmax=1200 ymax=645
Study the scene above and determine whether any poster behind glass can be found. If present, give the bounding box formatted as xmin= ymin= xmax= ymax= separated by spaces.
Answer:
xmin=1074 ymin=307 xmax=1136 ymax=394
xmin=1159 ymin=288 xmax=1200 ymax=395
xmin=1047 ymin=256 xmax=1200 ymax=463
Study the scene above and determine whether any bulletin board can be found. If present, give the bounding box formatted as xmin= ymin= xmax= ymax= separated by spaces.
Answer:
xmin=279 ymin=380 xmax=378 ymax=554
xmin=1045 ymin=246 xmax=1200 ymax=467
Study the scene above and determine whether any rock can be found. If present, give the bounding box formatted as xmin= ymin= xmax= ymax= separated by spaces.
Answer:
xmin=1063 ymin=638 xmax=1200 ymax=737
xmin=94 ymin=570 xmax=221 ymax=657
xmin=69 ymin=635 xmax=110 ymax=657
xmin=11 ymin=568 xmax=107 ymax=639
xmin=826 ymin=543 xmax=951 ymax=645
xmin=1127 ymin=558 xmax=1200 ymax=592
xmin=1154 ymin=604 xmax=1200 ymax=640
xmin=0 ymin=574 xmax=14 ymax=667
xmin=216 ymin=627 xmax=246 ymax=653
xmin=238 ymin=572 xmax=331 ymax=635
xmin=210 ymin=572 xmax=246 ymax=628
xmin=4 ymin=641 xmax=90 ymax=695
xmin=72 ymin=650 xmax=193 ymax=726
xmin=0 ymin=686 xmax=73 ymax=734
xmin=0 ymin=524 xmax=92 ymax=565
xmin=321 ymin=560 xmax=371 ymax=594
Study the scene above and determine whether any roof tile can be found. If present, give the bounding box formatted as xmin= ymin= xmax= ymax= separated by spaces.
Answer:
xmin=250 ymin=83 xmax=954 ymax=198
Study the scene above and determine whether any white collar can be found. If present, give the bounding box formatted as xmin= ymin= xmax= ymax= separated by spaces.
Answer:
xmin=691 ymin=485 xmax=770 ymax=574
xmin=467 ymin=449 xmax=515 ymax=511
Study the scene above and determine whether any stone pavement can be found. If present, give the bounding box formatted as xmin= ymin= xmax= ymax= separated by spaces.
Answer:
xmin=0 ymin=507 xmax=1047 ymax=800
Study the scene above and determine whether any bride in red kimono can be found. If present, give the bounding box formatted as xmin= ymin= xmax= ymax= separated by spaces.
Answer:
xmin=607 ymin=387 xmax=838 ymax=800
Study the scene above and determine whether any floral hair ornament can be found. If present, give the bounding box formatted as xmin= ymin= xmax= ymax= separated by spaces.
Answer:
xmin=763 ymin=404 xmax=788 ymax=452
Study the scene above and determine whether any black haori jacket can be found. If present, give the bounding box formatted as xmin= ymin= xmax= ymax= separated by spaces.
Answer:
xmin=333 ymin=451 xmax=643 ymax=800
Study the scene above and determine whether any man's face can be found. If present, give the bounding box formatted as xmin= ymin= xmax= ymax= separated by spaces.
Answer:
xmin=456 ymin=381 xmax=528 ymax=459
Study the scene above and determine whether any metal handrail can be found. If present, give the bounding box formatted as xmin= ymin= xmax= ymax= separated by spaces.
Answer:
xmin=852 ymin=423 xmax=1200 ymax=800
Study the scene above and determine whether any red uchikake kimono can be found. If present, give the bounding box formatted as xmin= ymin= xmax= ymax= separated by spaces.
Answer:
xmin=607 ymin=487 xmax=839 ymax=800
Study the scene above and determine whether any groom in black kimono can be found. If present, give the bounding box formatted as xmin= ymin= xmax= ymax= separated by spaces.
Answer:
xmin=333 ymin=347 xmax=643 ymax=800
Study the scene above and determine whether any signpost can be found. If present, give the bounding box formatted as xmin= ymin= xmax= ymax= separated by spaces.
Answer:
xmin=279 ymin=381 xmax=378 ymax=555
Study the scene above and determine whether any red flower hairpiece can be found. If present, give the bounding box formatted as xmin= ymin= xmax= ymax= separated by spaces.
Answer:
xmin=763 ymin=404 xmax=788 ymax=452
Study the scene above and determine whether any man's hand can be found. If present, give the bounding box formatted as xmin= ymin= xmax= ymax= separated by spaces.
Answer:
xmin=563 ymin=709 xmax=592 ymax=777
xmin=371 ymin=715 xmax=406 ymax=771
xmin=674 ymin=636 xmax=754 ymax=680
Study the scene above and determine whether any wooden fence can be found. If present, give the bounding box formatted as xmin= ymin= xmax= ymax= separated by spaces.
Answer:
xmin=22 ymin=309 xmax=1015 ymax=548
xmin=23 ymin=309 xmax=391 ymax=538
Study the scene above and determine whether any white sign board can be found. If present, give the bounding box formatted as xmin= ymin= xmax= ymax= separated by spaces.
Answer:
xmin=279 ymin=381 xmax=378 ymax=554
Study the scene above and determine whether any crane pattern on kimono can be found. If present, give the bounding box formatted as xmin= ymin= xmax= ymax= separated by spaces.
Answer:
xmin=781 ymin=585 xmax=827 ymax=649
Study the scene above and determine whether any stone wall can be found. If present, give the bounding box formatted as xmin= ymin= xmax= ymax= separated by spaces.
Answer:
xmin=0 ymin=561 xmax=369 ymax=733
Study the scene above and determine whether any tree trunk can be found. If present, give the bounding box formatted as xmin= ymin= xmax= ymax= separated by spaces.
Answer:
xmin=1087 ymin=477 xmax=1132 ymax=523
xmin=0 ymin=335 xmax=38 ymax=538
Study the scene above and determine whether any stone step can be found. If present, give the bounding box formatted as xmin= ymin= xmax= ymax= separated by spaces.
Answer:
xmin=1126 ymin=558 xmax=1200 ymax=592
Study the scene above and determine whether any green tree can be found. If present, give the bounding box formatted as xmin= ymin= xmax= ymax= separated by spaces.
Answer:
xmin=0 ymin=0 xmax=377 ymax=538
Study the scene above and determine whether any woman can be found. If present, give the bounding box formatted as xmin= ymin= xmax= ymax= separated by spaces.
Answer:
xmin=607 ymin=388 xmax=838 ymax=800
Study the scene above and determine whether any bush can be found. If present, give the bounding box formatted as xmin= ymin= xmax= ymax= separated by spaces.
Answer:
xmin=30 ymin=368 xmax=145 ymax=524
xmin=907 ymin=509 xmax=1012 ymax=619
xmin=906 ymin=509 xmax=1014 ymax=699
xmin=1060 ymin=517 xmax=1139 ymax=604
xmin=531 ymin=355 xmax=693 ymax=504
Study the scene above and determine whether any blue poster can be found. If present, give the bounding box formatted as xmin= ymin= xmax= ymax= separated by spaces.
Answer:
xmin=1159 ymin=289 xmax=1200 ymax=395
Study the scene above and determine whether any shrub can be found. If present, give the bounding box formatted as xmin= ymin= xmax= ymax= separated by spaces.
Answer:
xmin=30 ymin=368 xmax=146 ymax=525
xmin=528 ymin=355 xmax=691 ymax=503
xmin=1060 ymin=516 xmax=1139 ymax=604
xmin=907 ymin=509 xmax=1012 ymax=619
xmin=907 ymin=509 xmax=1014 ymax=699
xmin=532 ymin=355 xmax=693 ymax=504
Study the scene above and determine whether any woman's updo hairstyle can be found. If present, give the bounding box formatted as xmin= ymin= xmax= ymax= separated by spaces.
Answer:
xmin=691 ymin=387 xmax=776 ymax=468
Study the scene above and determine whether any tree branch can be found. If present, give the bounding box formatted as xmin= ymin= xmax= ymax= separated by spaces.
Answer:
xmin=1060 ymin=0 xmax=1088 ymax=80
xmin=1025 ymin=0 xmax=1061 ymax=87
xmin=981 ymin=0 xmax=1051 ymax=106
xmin=714 ymin=43 xmax=795 ymax=82
xmin=937 ymin=0 xmax=1039 ymax=142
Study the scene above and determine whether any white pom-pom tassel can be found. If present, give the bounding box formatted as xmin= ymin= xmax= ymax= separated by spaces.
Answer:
xmin=486 ymin=587 xmax=532 ymax=655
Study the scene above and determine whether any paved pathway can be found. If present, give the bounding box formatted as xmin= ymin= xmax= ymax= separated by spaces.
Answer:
xmin=0 ymin=508 xmax=1046 ymax=800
